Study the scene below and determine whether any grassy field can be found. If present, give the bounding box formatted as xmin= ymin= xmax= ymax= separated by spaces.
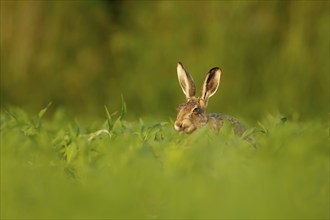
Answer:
xmin=1 ymin=2 xmax=328 ymax=219
xmin=1 ymin=104 xmax=329 ymax=219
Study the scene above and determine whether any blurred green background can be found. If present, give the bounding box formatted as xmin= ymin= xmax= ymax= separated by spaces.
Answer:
xmin=1 ymin=0 xmax=329 ymax=121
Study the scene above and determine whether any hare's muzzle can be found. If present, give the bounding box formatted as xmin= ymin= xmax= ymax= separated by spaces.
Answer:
xmin=174 ymin=121 xmax=184 ymax=131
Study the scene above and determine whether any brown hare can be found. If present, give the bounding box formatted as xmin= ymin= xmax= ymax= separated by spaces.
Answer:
xmin=174 ymin=62 xmax=247 ymax=136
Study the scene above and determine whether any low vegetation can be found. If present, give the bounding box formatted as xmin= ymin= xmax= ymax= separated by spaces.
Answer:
xmin=1 ymin=103 xmax=328 ymax=219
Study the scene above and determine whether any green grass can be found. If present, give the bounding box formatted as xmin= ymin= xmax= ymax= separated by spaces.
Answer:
xmin=1 ymin=104 xmax=329 ymax=219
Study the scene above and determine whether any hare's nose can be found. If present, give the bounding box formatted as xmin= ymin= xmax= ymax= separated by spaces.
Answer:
xmin=174 ymin=122 xmax=183 ymax=131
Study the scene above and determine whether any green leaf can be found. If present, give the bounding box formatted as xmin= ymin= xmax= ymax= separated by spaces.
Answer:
xmin=120 ymin=94 xmax=127 ymax=120
xmin=241 ymin=127 xmax=256 ymax=140
xmin=104 ymin=105 xmax=113 ymax=131
xmin=65 ymin=143 xmax=77 ymax=163
xmin=22 ymin=124 xmax=38 ymax=137
xmin=36 ymin=102 xmax=52 ymax=129
xmin=112 ymin=118 xmax=123 ymax=134
xmin=85 ymin=129 xmax=111 ymax=142
xmin=38 ymin=102 xmax=52 ymax=120
xmin=257 ymin=121 xmax=268 ymax=134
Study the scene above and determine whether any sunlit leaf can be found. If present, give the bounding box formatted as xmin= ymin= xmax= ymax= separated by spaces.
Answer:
xmin=104 ymin=105 xmax=113 ymax=131
xmin=65 ymin=143 xmax=78 ymax=163
xmin=120 ymin=94 xmax=127 ymax=120
xmin=38 ymin=102 xmax=52 ymax=121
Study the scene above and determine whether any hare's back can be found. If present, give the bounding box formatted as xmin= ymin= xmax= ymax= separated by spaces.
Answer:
xmin=207 ymin=113 xmax=247 ymax=136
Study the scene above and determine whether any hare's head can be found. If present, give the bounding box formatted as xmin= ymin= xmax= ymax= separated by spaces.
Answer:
xmin=174 ymin=62 xmax=221 ymax=134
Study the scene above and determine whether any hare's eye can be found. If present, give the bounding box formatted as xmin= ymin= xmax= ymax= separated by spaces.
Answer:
xmin=192 ymin=106 xmax=201 ymax=114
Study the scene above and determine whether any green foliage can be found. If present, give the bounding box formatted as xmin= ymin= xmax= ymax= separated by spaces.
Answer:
xmin=0 ymin=2 xmax=329 ymax=218
xmin=1 ymin=106 xmax=328 ymax=219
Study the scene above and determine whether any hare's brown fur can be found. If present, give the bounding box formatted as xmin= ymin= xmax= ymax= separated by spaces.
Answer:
xmin=174 ymin=62 xmax=247 ymax=136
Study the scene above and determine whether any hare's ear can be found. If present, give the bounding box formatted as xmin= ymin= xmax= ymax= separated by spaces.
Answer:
xmin=177 ymin=62 xmax=196 ymax=99
xmin=200 ymin=67 xmax=221 ymax=107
